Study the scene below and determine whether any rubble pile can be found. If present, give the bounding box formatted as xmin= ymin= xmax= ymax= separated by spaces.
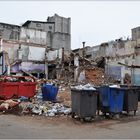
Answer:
xmin=19 ymin=100 xmax=71 ymax=117
xmin=57 ymin=89 xmax=71 ymax=107
xmin=85 ymin=68 xmax=105 ymax=86
xmin=0 ymin=92 xmax=71 ymax=117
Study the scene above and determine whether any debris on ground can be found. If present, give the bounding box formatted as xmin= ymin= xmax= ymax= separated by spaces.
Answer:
xmin=0 ymin=99 xmax=20 ymax=111
xmin=0 ymin=91 xmax=71 ymax=117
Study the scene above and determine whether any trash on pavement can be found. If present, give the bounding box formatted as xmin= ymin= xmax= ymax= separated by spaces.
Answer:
xmin=0 ymin=99 xmax=20 ymax=111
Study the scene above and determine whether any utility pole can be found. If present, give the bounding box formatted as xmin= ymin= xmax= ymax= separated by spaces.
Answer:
xmin=82 ymin=42 xmax=85 ymax=59
xmin=45 ymin=50 xmax=48 ymax=79
xmin=82 ymin=42 xmax=85 ymax=66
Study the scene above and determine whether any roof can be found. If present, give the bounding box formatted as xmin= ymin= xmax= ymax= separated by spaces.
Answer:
xmin=72 ymin=46 xmax=90 ymax=52
xmin=22 ymin=20 xmax=55 ymax=27
xmin=0 ymin=22 xmax=20 ymax=28
xmin=132 ymin=26 xmax=140 ymax=30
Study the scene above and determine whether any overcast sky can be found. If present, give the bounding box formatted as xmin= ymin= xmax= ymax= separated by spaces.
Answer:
xmin=0 ymin=1 xmax=140 ymax=49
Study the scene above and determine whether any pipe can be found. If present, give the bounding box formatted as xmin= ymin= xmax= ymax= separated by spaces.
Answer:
xmin=82 ymin=42 xmax=85 ymax=59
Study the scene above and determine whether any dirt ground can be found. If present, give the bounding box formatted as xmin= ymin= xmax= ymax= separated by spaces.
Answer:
xmin=0 ymin=102 xmax=140 ymax=138
xmin=57 ymin=87 xmax=71 ymax=107
xmin=1 ymin=112 xmax=140 ymax=139
xmin=0 ymin=90 xmax=140 ymax=139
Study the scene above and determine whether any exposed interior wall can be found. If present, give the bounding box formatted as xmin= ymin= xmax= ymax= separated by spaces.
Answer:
xmin=106 ymin=56 xmax=133 ymax=84
xmin=1 ymin=41 xmax=19 ymax=64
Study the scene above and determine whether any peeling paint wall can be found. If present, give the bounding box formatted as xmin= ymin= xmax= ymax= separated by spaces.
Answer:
xmin=20 ymin=28 xmax=47 ymax=45
xmin=19 ymin=44 xmax=45 ymax=61
xmin=47 ymin=14 xmax=71 ymax=34
xmin=0 ymin=23 xmax=20 ymax=41
xmin=86 ymin=39 xmax=136 ymax=83
xmin=25 ymin=22 xmax=55 ymax=33
xmin=20 ymin=62 xmax=45 ymax=73
xmin=132 ymin=27 xmax=140 ymax=40
xmin=46 ymin=48 xmax=63 ymax=62
xmin=133 ymin=47 xmax=140 ymax=85
xmin=106 ymin=56 xmax=133 ymax=83
xmin=2 ymin=41 xmax=19 ymax=63
xmin=52 ymin=32 xmax=71 ymax=51
xmin=11 ymin=62 xmax=45 ymax=73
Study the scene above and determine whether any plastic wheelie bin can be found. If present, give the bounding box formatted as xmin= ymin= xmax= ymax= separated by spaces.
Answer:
xmin=99 ymin=86 xmax=125 ymax=115
xmin=109 ymin=87 xmax=124 ymax=113
xmin=120 ymin=85 xmax=138 ymax=115
xmin=42 ymin=84 xmax=59 ymax=101
xmin=99 ymin=86 xmax=110 ymax=113
xmin=132 ymin=86 xmax=140 ymax=101
xmin=71 ymin=89 xmax=98 ymax=121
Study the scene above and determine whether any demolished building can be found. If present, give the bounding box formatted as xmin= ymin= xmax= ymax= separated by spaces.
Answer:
xmin=0 ymin=14 xmax=71 ymax=78
xmin=79 ymin=27 xmax=140 ymax=85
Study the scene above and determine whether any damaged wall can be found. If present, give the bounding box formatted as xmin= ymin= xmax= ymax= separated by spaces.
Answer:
xmin=46 ymin=48 xmax=62 ymax=61
xmin=105 ymin=40 xmax=135 ymax=83
xmin=132 ymin=26 xmax=140 ymax=41
xmin=20 ymin=27 xmax=47 ymax=45
xmin=52 ymin=32 xmax=71 ymax=51
xmin=106 ymin=55 xmax=133 ymax=83
xmin=11 ymin=62 xmax=45 ymax=73
xmin=2 ymin=40 xmax=19 ymax=64
xmin=133 ymin=47 xmax=140 ymax=85
xmin=20 ymin=62 xmax=45 ymax=73
xmin=0 ymin=23 xmax=20 ymax=41
xmin=47 ymin=14 xmax=71 ymax=34
xmin=18 ymin=44 xmax=46 ymax=61
xmin=85 ymin=38 xmax=136 ymax=84
xmin=22 ymin=21 xmax=55 ymax=33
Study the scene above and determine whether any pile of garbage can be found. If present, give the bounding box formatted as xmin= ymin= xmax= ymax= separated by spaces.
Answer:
xmin=0 ymin=76 xmax=34 ymax=82
xmin=0 ymin=99 xmax=20 ymax=110
xmin=29 ymin=102 xmax=71 ymax=117
xmin=0 ymin=93 xmax=71 ymax=117
xmin=71 ymin=83 xmax=96 ymax=90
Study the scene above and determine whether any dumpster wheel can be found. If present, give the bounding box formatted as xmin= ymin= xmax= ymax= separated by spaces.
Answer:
xmin=71 ymin=112 xmax=75 ymax=118
xmin=134 ymin=110 xmax=137 ymax=116
xmin=81 ymin=117 xmax=94 ymax=122
xmin=109 ymin=113 xmax=120 ymax=119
